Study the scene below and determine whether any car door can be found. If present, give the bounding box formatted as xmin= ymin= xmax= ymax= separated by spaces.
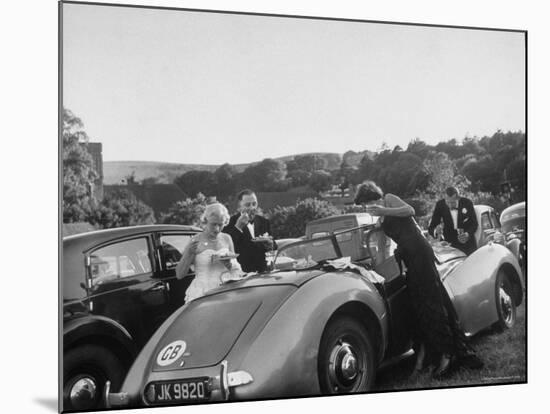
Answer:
xmin=154 ymin=231 xmax=198 ymax=314
xmin=365 ymin=229 xmax=412 ymax=357
xmin=86 ymin=235 xmax=171 ymax=346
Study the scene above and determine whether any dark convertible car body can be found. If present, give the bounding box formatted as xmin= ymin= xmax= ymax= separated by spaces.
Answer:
xmin=62 ymin=224 xmax=200 ymax=411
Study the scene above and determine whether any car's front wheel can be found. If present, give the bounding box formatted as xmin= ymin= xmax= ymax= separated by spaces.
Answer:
xmin=318 ymin=316 xmax=376 ymax=394
xmin=63 ymin=345 xmax=125 ymax=411
xmin=495 ymin=270 xmax=517 ymax=331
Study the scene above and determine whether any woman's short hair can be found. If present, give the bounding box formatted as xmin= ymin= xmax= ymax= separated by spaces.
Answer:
xmin=200 ymin=203 xmax=230 ymax=226
xmin=354 ymin=180 xmax=384 ymax=204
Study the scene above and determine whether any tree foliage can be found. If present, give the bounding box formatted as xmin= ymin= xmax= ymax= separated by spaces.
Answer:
xmin=62 ymin=108 xmax=97 ymax=223
xmin=161 ymin=193 xmax=208 ymax=227
xmin=240 ymin=158 xmax=289 ymax=191
xmin=214 ymin=163 xmax=238 ymax=197
xmin=308 ymin=170 xmax=332 ymax=192
xmin=90 ymin=189 xmax=156 ymax=228
xmin=267 ymin=198 xmax=339 ymax=238
xmin=175 ymin=170 xmax=217 ymax=198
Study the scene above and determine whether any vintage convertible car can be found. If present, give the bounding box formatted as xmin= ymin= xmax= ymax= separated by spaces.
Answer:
xmin=105 ymin=222 xmax=524 ymax=409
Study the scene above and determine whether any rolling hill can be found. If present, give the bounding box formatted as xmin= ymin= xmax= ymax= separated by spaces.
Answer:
xmin=103 ymin=151 xmax=371 ymax=185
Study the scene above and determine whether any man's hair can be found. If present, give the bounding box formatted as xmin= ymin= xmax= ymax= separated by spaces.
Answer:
xmin=237 ymin=189 xmax=256 ymax=201
xmin=445 ymin=186 xmax=459 ymax=197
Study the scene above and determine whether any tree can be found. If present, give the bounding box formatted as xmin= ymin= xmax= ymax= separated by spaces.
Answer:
xmin=91 ymin=189 xmax=155 ymax=228
xmin=175 ymin=170 xmax=217 ymax=197
xmin=240 ymin=158 xmax=288 ymax=191
xmin=214 ymin=163 xmax=237 ymax=198
xmin=406 ymin=138 xmax=432 ymax=159
xmin=338 ymin=159 xmax=358 ymax=185
xmin=62 ymin=108 xmax=97 ymax=223
xmin=267 ymin=198 xmax=339 ymax=238
xmin=355 ymin=154 xmax=377 ymax=183
xmin=161 ymin=193 xmax=208 ymax=226
xmin=461 ymin=155 xmax=500 ymax=193
xmin=286 ymin=155 xmax=327 ymax=188
xmin=287 ymin=169 xmax=312 ymax=187
xmin=422 ymin=152 xmax=470 ymax=196
xmin=308 ymin=170 xmax=332 ymax=193
xmin=380 ymin=152 xmax=425 ymax=196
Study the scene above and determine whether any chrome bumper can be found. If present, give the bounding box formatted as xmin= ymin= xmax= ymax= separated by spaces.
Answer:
xmin=105 ymin=360 xmax=253 ymax=408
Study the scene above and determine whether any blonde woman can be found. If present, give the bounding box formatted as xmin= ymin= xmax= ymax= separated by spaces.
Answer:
xmin=176 ymin=203 xmax=242 ymax=302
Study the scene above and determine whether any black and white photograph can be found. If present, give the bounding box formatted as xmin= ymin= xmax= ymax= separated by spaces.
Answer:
xmin=58 ymin=1 xmax=529 ymax=413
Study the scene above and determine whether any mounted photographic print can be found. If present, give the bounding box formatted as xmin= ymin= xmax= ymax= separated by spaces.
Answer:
xmin=60 ymin=1 xmax=526 ymax=412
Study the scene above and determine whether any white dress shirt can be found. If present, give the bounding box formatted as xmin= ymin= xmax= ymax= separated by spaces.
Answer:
xmin=450 ymin=209 xmax=458 ymax=230
xmin=247 ymin=222 xmax=255 ymax=238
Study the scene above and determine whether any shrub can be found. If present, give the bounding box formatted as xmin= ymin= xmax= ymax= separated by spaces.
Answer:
xmin=161 ymin=193 xmax=208 ymax=226
xmin=90 ymin=189 xmax=156 ymax=229
xmin=267 ymin=198 xmax=339 ymax=238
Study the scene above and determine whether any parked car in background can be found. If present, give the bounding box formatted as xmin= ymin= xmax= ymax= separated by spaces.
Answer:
xmin=474 ymin=205 xmax=501 ymax=247
xmin=62 ymin=224 xmax=201 ymax=411
xmin=500 ymin=202 xmax=526 ymax=242
xmin=499 ymin=202 xmax=526 ymax=271
xmin=305 ymin=213 xmax=376 ymax=239
xmin=106 ymin=215 xmax=523 ymax=409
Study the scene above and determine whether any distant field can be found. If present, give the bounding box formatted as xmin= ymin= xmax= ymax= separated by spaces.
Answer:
xmin=375 ymin=303 xmax=526 ymax=391
xmin=103 ymin=152 xmax=349 ymax=185
xmin=103 ymin=161 xmax=221 ymax=184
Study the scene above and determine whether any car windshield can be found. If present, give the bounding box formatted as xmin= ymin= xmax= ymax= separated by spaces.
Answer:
xmin=274 ymin=226 xmax=374 ymax=270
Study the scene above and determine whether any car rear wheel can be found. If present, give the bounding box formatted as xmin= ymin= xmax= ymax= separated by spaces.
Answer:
xmin=63 ymin=345 xmax=125 ymax=411
xmin=318 ymin=316 xmax=376 ymax=394
xmin=495 ymin=270 xmax=517 ymax=331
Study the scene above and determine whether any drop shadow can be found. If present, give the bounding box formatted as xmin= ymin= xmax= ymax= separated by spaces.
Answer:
xmin=34 ymin=398 xmax=58 ymax=412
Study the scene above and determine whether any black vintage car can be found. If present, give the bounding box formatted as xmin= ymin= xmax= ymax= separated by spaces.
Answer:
xmin=62 ymin=224 xmax=200 ymax=411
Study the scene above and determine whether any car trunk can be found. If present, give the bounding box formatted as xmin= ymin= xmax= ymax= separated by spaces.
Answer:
xmin=151 ymin=283 xmax=298 ymax=371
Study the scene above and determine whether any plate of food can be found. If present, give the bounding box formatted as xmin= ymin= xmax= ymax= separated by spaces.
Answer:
xmin=211 ymin=252 xmax=239 ymax=262
xmin=220 ymin=270 xmax=247 ymax=283
xmin=251 ymin=233 xmax=273 ymax=243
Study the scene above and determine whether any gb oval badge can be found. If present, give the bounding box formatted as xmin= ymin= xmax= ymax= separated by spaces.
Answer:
xmin=156 ymin=340 xmax=187 ymax=366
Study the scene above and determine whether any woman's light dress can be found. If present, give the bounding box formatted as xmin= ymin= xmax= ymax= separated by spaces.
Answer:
xmin=184 ymin=248 xmax=241 ymax=302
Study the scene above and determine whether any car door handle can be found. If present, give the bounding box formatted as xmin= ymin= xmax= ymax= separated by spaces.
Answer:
xmin=150 ymin=283 xmax=167 ymax=292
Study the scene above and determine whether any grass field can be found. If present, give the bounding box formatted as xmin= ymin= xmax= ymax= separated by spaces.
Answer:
xmin=375 ymin=303 xmax=526 ymax=391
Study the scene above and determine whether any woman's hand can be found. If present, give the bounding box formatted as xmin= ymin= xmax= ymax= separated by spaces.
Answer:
xmin=365 ymin=204 xmax=386 ymax=216
xmin=176 ymin=237 xmax=200 ymax=280
xmin=187 ymin=238 xmax=200 ymax=255
xmin=222 ymin=259 xmax=233 ymax=270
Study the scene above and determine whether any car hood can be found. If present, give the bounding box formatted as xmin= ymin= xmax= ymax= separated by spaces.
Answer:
xmin=431 ymin=242 xmax=466 ymax=263
xmin=148 ymin=271 xmax=326 ymax=372
xmin=212 ymin=269 xmax=327 ymax=292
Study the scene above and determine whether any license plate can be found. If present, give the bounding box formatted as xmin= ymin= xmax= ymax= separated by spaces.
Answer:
xmin=145 ymin=378 xmax=210 ymax=405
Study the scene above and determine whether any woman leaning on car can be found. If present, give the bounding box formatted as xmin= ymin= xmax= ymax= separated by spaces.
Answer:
xmin=354 ymin=180 xmax=483 ymax=378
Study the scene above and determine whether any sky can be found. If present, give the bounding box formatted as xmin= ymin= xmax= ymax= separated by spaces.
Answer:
xmin=62 ymin=3 xmax=525 ymax=164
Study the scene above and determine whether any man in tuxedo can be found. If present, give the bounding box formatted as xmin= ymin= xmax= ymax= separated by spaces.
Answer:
xmin=428 ymin=186 xmax=478 ymax=255
xmin=223 ymin=189 xmax=276 ymax=272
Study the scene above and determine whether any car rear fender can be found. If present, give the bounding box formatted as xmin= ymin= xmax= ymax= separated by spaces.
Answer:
xmin=443 ymin=243 xmax=522 ymax=336
xmin=233 ymin=271 xmax=387 ymax=399
xmin=63 ymin=315 xmax=137 ymax=366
